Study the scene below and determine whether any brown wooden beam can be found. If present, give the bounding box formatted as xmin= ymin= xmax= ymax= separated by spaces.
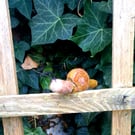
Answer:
xmin=0 ymin=1 xmax=24 ymax=135
xmin=112 ymin=0 xmax=135 ymax=135
xmin=0 ymin=88 xmax=134 ymax=117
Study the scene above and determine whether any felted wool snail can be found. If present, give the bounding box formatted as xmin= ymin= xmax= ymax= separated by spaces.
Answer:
xmin=67 ymin=68 xmax=90 ymax=92
xmin=49 ymin=79 xmax=74 ymax=94
xmin=49 ymin=68 xmax=98 ymax=94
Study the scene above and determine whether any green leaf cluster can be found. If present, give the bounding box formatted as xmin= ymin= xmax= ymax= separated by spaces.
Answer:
xmin=71 ymin=1 xmax=112 ymax=56
xmin=24 ymin=126 xmax=46 ymax=135
xmin=5 ymin=0 xmax=135 ymax=134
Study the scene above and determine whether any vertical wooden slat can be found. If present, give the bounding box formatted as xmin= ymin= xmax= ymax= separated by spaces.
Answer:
xmin=112 ymin=0 xmax=135 ymax=135
xmin=0 ymin=1 xmax=24 ymax=135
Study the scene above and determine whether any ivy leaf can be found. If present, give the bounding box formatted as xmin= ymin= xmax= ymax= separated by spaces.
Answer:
xmin=101 ymin=112 xmax=111 ymax=135
xmin=71 ymin=2 xmax=112 ymax=56
xmin=75 ymin=113 xmax=99 ymax=128
xmin=0 ymin=120 xmax=3 ymax=135
xmin=8 ymin=0 xmax=32 ymax=19
xmin=132 ymin=126 xmax=135 ymax=134
xmin=30 ymin=0 xmax=80 ymax=45
xmin=26 ymin=71 xmax=40 ymax=90
xmin=9 ymin=9 xmax=20 ymax=28
xmin=100 ymin=45 xmax=112 ymax=66
xmin=40 ymin=76 xmax=51 ymax=90
xmin=133 ymin=64 xmax=135 ymax=85
xmin=17 ymin=70 xmax=40 ymax=90
xmin=33 ymin=127 xmax=47 ymax=135
xmin=10 ymin=17 xmax=19 ymax=28
xmin=132 ymin=110 xmax=135 ymax=125
xmin=98 ymin=64 xmax=112 ymax=87
xmin=94 ymin=0 xmax=112 ymax=14
xmin=82 ymin=112 xmax=100 ymax=125
xmin=76 ymin=127 xmax=90 ymax=135
xmin=75 ymin=113 xmax=88 ymax=127
xmin=64 ymin=0 xmax=80 ymax=10
xmin=40 ymin=63 xmax=53 ymax=90
xmin=14 ymin=41 xmax=30 ymax=63
xmin=24 ymin=127 xmax=46 ymax=135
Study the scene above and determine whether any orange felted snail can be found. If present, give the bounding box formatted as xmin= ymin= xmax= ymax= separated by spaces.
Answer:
xmin=49 ymin=68 xmax=98 ymax=94
xmin=67 ymin=68 xmax=90 ymax=92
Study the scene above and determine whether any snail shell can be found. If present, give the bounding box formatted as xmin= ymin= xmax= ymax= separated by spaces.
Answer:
xmin=67 ymin=68 xmax=90 ymax=92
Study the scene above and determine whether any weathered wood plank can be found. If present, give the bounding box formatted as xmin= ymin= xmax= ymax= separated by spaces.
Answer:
xmin=112 ymin=0 xmax=135 ymax=135
xmin=0 ymin=1 xmax=24 ymax=135
xmin=0 ymin=87 xmax=134 ymax=117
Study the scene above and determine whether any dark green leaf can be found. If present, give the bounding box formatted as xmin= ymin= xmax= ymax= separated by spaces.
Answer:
xmin=64 ymin=56 xmax=84 ymax=69
xmin=27 ymin=71 xmax=40 ymax=90
xmin=40 ymin=76 xmax=51 ymax=90
xmin=24 ymin=127 xmax=46 ymax=135
xmin=101 ymin=123 xmax=111 ymax=135
xmin=82 ymin=112 xmax=100 ymax=125
xmin=30 ymin=0 xmax=80 ymax=45
xmin=64 ymin=0 xmax=81 ymax=10
xmin=8 ymin=0 xmax=20 ymax=8
xmin=17 ymin=70 xmax=40 ymax=90
xmin=71 ymin=2 xmax=112 ymax=56
xmin=132 ymin=126 xmax=135 ymax=135
xmin=9 ymin=8 xmax=20 ymax=28
xmin=75 ymin=113 xmax=99 ymax=127
xmin=133 ymin=65 xmax=135 ymax=85
xmin=101 ymin=112 xmax=111 ymax=135
xmin=75 ymin=113 xmax=87 ymax=127
xmin=82 ymin=57 xmax=98 ymax=69
xmin=19 ymin=85 xmax=29 ymax=94
xmin=11 ymin=16 xmax=19 ymax=28
xmin=76 ymin=127 xmax=90 ymax=135
xmin=14 ymin=41 xmax=30 ymax=62
xmin=103 ymin=66 xmax=112 ymax=87
xmin=0 ymin=120 xmax=3 ymax=135
xmin=24 ymin=127 xmax=32 ymax=135
xmin=8 ymin=0 xmax=32 ymax=19
xmin=16 ymin=62 xmax=23 ymax=72
xmin=43 ymin=63 xmax=53 ymax=72
xmin=33 ymin=127 xmax=46 ymax=135
xmin=95 ymin=45 xmax=112 ymax=87
xmin=29 ymin=53 xmax=45 ymax=63
xmin=98 ymin=65 xmax=112 ymax=87
xmin=28 ymin=46 xmax=45 ymax=63
xmin=89 ymin=126 xmax=99 ymax=135
xmin=87 ymin=68 xmax=97 ymax=78
xmin=132 ymin=110 xmax=135 ymax=125
xmin=100 ymin=45 xmax=112 ymax=66
xmin=94 ymin=0 xmax=112 ymax=14
xmin=17 ymin=0 xmax=32 ymax=19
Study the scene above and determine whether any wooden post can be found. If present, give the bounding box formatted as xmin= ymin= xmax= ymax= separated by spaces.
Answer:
xmin=112 ymin=0 xmax=135 ymax=135
xmin=0 ymin=1 xmax=24 ymax=135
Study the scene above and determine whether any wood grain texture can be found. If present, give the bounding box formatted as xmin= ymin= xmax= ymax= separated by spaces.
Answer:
xmin=0 ymin=1 xmax=23 ymax=135
xmin=112 ymin=0 xmax=135 ymax=135
xmin=0 ymin=88 xmax=134 ymax=117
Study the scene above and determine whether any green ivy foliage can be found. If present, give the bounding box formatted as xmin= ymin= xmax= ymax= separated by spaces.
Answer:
xmin=5 ymin=0 xmax=135 ymax=135
xmin=24 ymin=126 xmax=46 ymax=135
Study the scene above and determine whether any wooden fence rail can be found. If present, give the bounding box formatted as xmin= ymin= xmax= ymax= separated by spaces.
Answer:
xmin=0 ymin=87 xmax=134 ymax=117
xmin=0 ymin=0 xmax=135 ymax=135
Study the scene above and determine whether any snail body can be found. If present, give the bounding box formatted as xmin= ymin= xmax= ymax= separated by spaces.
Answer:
xmin=49 ymin=79 xmax=74 ymax=94
xmin=49 ymin=68 xmax=98 ymax=94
